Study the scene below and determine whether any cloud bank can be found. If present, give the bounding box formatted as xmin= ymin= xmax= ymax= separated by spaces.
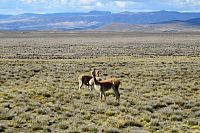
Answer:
xmin=0 ymin=0 xmax=200 ymax=14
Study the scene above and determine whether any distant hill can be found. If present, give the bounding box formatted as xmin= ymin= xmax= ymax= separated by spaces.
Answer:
xmin=0 ymin=15 xmax=12 ymax=20
xmin=184 ymin=18 xmax=200 ymax=25
xmin=1 ymin=10 xmax=200 ymax=31
xmin=156 ymin=18 xmax=200 ymax=26
xmin=96 ymin=19 xmax=200 ymax=32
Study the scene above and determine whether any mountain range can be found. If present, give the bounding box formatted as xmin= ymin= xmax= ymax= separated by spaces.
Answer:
xmin=0 ymin=10 xmax=200 ymax=31
xmin=97 ymin=18 xmax=200 ymax=32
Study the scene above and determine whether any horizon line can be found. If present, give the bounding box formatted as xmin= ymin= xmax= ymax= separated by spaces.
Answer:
xmin=1 ymin=10 xmax=200 ymax=15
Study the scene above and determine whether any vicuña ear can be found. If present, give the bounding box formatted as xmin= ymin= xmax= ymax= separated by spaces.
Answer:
xmin=91 ymin=68 xmax=95 ymax=75
xmin=96 ymin=70 xmax=99 ymax=74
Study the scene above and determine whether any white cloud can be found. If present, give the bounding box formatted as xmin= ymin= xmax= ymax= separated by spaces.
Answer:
xmin=79 ymin=0 xmax=97 ymax=4
xmin=20 ymin=0 xmax=37 ymax=3
xmin=114 ymin=1 xmax=126 ymax=8
xmin=2 ymin=0 xmax=200 ymax=14
xmin=104 ymin=0 xmax=136 ymax=11
xmin=95 ymin=2 xmax=103 ymax=7
xmin=170 ymin=0 xmax=200 ymax=6
xmin=18 ymin=0 xmax=138 ymax=12
xmin=57 ymin=0 xmax=68 ymax=4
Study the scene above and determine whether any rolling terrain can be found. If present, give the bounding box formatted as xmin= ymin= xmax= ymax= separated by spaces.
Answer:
xmin=0 ymin=32 xmax=200 ymax=132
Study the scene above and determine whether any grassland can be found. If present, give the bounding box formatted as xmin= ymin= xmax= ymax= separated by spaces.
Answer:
xmin=0 ymin=32 xmax=200 ymax=132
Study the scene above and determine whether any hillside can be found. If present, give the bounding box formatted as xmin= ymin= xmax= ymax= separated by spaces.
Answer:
xmin=1 ymin=10 xmax=200 ymax=31
xmin=96 ymin=18 xmax=200 ymax=32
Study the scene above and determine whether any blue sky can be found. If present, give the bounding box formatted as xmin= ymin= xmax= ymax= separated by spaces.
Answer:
xmin=0 ymin=0 xmax=200 ymax=14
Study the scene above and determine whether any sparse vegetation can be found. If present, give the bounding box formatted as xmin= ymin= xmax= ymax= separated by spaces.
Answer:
xmin=0 ymin=32 xmax=200 ymax=132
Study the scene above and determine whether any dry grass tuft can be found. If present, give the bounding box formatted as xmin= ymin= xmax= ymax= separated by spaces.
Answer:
xmin=0 ymin=32 xmax=200 ymax=132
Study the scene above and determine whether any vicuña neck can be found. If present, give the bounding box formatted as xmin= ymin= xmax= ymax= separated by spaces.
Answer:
xmin=93 ymin=74 xmax=99 ymax=85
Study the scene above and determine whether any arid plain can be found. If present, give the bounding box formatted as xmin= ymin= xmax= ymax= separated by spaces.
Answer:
xmin=0 ymin=31 xmax=200 ymax=132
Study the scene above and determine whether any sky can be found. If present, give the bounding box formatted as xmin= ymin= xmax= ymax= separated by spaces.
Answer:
xmin=0 ymin=0 xmax=200 ymax=15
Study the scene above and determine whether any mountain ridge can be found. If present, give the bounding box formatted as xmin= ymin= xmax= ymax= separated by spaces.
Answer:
xmin=0 ymin=10 xmax=200 ymax=31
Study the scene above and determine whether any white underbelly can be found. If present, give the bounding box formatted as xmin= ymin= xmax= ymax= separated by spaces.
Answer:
xmin=94 ymin=84 xmax=101 ymax=92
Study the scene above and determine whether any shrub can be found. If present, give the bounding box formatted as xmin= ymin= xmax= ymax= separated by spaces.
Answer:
xmin=119 ymin=120 xmax=143 ymax=128
xmin=0 ymin=124 xmax=6 ymax=132
xmin=105 ymin=111 xmax=116 ymax=117
xmin=59 ymin=123 xmax=69 ymax=130
xmin=150 ymin=119 xmax=160 ymax=127
xmin=187 ymin=119 xmax=199 ymax=126
xmin=32 ymin=125 xmax=43 ymax=131
xmin=81 ymin=125 xmax=98 ymax=132
xmin=170 ymin=115 xmax=183 ymax=121
xmin=104 ymin=128 xmax=120 ymax=133
xmin=195 ymin=111 xmax=200 ymax=117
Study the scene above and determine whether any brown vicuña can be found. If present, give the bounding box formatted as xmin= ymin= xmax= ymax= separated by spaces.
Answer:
xmin=91 ymin=68 xmax=121 ymax=103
